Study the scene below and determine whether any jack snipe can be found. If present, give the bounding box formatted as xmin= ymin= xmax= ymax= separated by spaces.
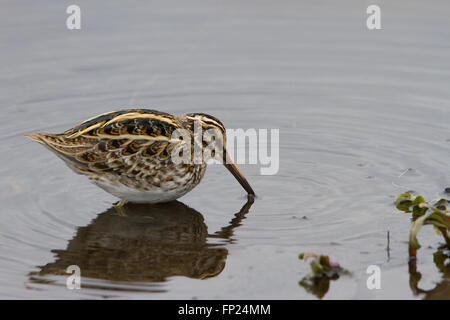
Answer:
xmin=25 ymin=109 xmax=255 ymax=203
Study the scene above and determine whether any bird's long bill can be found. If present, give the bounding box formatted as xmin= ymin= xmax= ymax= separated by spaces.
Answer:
xmin=224 ymin=150 xmax=255 ymax=196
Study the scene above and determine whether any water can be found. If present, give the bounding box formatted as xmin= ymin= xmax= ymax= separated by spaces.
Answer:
xmin=1 ymin=0 xmax=450 ymax=299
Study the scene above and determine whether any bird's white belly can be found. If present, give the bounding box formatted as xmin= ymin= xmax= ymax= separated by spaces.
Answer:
xmin=92 ymin=178 xmax=192 ymax=203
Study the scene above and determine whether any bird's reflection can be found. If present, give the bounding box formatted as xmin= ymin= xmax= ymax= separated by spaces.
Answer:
xmin=29 ymin=196 xmax=254 ymax=286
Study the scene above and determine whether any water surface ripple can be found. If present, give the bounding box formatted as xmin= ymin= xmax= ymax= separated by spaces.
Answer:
xmin=1 ymin=0 xmax=450 ymax=299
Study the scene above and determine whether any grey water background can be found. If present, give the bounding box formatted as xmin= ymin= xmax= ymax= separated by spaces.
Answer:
xmin=1 ymin=0 xmax=450 ymax=299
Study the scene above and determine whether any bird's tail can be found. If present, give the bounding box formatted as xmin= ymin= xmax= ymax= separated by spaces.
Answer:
xmin=23 ymin=133 xmax=45 ymax=144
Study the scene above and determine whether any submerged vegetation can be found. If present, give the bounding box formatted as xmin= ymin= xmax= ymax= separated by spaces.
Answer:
xmin=395 ymin=193 xmax=450 ymax=298
xmin=298 ymin=253 xmax=351 ymax=299
xmin=297 ymin=192 xmax=450 ymax=299
xmin=395 ymin=193 xmax=450 ymax=258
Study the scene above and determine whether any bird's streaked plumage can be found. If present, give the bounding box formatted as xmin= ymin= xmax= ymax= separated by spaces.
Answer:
xmin=25 ymin=109 xmax=255 ymax=203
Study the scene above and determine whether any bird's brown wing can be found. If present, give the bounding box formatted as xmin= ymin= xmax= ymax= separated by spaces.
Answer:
xmin=24 ymin=109 xmax=185 ymax=177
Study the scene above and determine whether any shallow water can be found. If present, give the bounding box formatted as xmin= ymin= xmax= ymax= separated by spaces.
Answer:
xmin=1 ymin=0 xmax=450 ymax=299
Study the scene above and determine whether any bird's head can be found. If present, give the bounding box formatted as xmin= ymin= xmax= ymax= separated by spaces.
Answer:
xmin=179 ymin=113 xmax=255 ymax=196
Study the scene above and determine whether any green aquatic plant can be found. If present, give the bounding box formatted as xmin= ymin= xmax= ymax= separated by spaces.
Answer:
xmin=395 ymin=193 xmax=450 ymax=258
xmin=298 ymin=253 xmax=351 ymax=299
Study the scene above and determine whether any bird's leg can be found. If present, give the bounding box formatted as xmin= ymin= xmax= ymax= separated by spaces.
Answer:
xmin=114 ymin=199 xmax=127 ymax=216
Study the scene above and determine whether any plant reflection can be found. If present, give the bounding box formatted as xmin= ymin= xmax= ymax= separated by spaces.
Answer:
xmin=29 ymin=196 xmax=254 ymax=289
xmin=409 ymin=246 xmax=450 ymax=300
xmin=298 ymin=253 xmax=351 ymax=299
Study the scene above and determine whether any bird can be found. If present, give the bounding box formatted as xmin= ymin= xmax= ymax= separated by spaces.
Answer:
xmin=24 ymin=109 xmax=255 ymax=205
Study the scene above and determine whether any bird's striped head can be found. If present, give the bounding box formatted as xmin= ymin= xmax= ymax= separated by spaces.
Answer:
xmin=183 ymin=113 xmax=226 ymax=135
xmin=180 ymin=113 xmax=255 ymax=196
